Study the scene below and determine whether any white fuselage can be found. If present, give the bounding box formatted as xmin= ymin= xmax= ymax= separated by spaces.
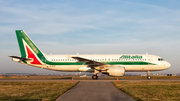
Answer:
xmin=22 ymin=54 xmax=171 ymax=72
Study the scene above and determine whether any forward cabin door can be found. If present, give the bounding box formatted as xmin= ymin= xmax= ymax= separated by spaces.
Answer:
xmin=148 ymin=56 xmax=153 ymax=63
xmin=148 ymin=55 xmax=153 ymax=70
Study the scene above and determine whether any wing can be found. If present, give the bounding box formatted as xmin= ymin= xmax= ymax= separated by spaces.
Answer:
xmin=69 ymin=55 xmax=109 ymax=70
xmin=72 ymin=56 xmax=106 ymax=66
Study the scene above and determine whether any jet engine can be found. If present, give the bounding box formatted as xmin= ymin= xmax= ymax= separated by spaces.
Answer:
xmin=108 ymin=66 xmax=125 ymax=76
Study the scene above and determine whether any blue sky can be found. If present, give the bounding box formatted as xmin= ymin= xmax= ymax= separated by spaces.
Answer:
xmin=0 ymin=0 xmax=180 ymax=74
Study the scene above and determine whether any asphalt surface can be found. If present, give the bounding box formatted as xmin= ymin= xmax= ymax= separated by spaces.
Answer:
xmin=56 ymin=81 xmax=135 ymax=101
xmin=0 ymin=79 xmax=180 ymax=82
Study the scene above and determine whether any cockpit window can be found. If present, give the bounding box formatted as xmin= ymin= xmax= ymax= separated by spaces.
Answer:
xmin=158 ymin=58 xmax=164 ymax=61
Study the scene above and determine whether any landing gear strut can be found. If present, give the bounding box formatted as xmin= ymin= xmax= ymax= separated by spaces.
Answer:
xmin=92 ymin=70 xmax=99 ymax=80
xmin=147 ymin=71 xmax=151 ymax=79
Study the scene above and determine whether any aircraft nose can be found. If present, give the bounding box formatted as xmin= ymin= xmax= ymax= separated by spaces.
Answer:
xmin=166 ymin=62 xmax=171 ymax=68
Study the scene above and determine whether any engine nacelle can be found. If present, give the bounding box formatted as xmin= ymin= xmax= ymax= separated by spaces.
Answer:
xmin=108 ymin=66 xmax=125 ymax=76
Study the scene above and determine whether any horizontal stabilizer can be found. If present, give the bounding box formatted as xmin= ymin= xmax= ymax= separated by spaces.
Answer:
xmin=9 ymin=56 xmax=32 ymax=61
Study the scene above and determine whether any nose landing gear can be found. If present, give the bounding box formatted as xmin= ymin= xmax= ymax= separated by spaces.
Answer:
xmin=147 ymin=71 xmax=151 ymax=79
xmin=147 ymin=76 xmax=151 ymax=79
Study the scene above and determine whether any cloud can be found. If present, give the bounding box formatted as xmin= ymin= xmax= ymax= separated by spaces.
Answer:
xmin=0 ymin=0 xmax=180 ymax=73
xmin=0 ymin=0 xmax=180 ymax=38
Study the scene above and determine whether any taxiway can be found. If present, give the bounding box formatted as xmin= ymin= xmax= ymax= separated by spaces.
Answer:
xmin=0 ymin=79 xmax=180 ymax=82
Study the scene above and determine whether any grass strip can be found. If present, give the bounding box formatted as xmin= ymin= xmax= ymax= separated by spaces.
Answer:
xmin=106 ymin=76 xmax=180 ymax=80
xmin=113 ymin=81 xmax=180 ymax=101
xmin=0 ymin=82 xmax=77 ymax=101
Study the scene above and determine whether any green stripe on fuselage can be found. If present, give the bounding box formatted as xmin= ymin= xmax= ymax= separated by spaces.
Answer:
xmin=44 ymin=61 xmax=156 ymax=65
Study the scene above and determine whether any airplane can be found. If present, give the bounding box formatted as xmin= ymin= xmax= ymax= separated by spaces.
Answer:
xmin=9 ymin=30 xmax=171 ymax=79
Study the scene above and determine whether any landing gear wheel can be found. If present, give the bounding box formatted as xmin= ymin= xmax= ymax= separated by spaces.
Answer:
xmin=147 ymin=76 xmax=151 ymax=79
xmin=147 ymin=71 xmax=151 ymax=80
xmin=92 ymin=75 xmax=98 ymax=80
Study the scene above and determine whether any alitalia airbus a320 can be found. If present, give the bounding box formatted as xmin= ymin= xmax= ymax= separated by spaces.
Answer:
xmin=9 ymin=30 xmax=171 ymax=79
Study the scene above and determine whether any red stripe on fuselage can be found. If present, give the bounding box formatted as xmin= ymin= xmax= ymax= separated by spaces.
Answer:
xmin=25 ymin=45 xmax=42 ymax=65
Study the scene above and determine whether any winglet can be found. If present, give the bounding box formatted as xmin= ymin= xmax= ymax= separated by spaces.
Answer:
xmin=66 ymin=54 xmax=72 ymax=59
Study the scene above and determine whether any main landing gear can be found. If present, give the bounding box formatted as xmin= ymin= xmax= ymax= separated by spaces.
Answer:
xmin=147 ymin=71 xmax=151 ymax=79
xmin=92 ymin=70 xmax=99 ymax=80
xmin=92 ymin=74 xmax=98 ymax=80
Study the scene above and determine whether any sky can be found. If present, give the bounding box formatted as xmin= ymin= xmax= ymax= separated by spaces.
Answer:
xmin=0 ymin=0 xmax=180 ymax=74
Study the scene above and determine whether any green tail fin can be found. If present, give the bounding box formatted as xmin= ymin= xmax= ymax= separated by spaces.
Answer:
xmin=15 ymin=30 xmax=45 ymax=64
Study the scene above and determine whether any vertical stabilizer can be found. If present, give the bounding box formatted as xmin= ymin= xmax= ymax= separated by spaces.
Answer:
xmin=15 ymin=30 xmax=44 ymax=65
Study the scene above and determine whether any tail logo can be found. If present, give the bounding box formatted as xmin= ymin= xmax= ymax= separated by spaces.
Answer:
xmin=23 ymin=39 xmax=42 ymax=65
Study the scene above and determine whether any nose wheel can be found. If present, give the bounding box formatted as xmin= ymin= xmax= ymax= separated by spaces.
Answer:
xmin=147 ymin=76 xmax=151 ymax=79
xmin=92 ymin=75 xmax=98 ymax=80
xmin=147 ymin=71 xmax=151 ymax=80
